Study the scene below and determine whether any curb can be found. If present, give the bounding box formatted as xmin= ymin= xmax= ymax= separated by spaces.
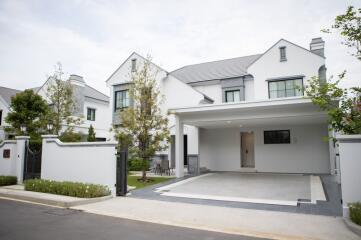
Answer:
xmin=343 ymin=218 xmax=361 ymax=237
xmin=0 ymin=191 xmax=112 ymax=208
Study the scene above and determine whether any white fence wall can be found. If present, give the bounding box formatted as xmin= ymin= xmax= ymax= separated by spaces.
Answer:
xmin=337 ymin=135 xmax=361 ymax=218
xmin=41 ymin=135 xmax=118 ymax=195
xmin=0 ymin=140 xmax=17 ymax=176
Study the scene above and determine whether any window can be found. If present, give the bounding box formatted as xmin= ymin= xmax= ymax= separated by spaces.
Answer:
xmin=131 ymin=59 xmax=137 ymax=72
xmin=279 ymin=46 xmax=287 ymax=61
xmin=225 ymin=90 xmax=240 ymax=102
xmin=264 ymin=130 xmax=290 ymax=144
xmin=115 ymin=90 xmax=130 ymax=111
xmin=269 ymin=79 xmax=303 ymax=99
xmin=87 ymin=108 xmax=96 ymax=121
xmin=0 ymin=110 xmax=2 ymax=126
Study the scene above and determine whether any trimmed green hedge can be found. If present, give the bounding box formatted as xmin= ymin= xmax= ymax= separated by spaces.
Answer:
xmin=349 ymin=202 xmax=361 ymax=226
xmin=24 ymin=179 xmax=110 ymax=198
xmin=0 ymin=176 xmax=17 ymax=186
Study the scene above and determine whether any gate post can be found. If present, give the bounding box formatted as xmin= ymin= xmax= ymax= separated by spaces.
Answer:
xmin=116 ymin=149 xmax=128 ymax=196
xmin=15 ymin=136 xmax=30 ymax=184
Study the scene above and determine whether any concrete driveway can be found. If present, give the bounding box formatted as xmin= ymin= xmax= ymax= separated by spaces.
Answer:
xmin=156 ymin=172 xmax=326 ymax=206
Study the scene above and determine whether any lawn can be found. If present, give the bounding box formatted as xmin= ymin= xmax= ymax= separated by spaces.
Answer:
xmin=127 ymin=175 xmax=174 ymax=189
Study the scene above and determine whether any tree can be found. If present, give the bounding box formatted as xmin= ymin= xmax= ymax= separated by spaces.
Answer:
xmin=116 ymin=57 xmax=170 ymax=181
xmin=307 ymin=6 xmax=361 ymax=135
xmin=5 ymin=89 xmax=49 ymax=139
xmin=87 ymin=125 xmax=96 ymax=142
xmin=322 ymin=6 xmax=361 ymax=60
xmin=46 ymin=63 xmax=81 ymax=135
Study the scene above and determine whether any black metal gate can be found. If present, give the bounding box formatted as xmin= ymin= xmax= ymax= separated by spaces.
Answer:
xmin=23 ymin=140 xmax=42 ymax=180
xmin=116 ymin=149 xmax=128 ymax=196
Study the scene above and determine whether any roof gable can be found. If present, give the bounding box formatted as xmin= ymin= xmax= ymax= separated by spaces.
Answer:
xmin=0 ymin=86 xmax=21 ymax=106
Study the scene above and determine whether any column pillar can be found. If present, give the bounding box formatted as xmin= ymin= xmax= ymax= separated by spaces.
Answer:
xmin=175 ymin=115 xmax=184 ymax=178
xmin=15 ymin=136 xmax=30 ymax=184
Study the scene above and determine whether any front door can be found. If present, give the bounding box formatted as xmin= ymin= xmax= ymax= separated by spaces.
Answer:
xmin=241 ymin=132 xmax=255 ymax=168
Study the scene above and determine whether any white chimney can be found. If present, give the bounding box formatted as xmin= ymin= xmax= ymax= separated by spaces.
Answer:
xmin=68 ymin=74 xmax=85 ymax=87
xmin=310 ymin=37 xmax=325 ymax=57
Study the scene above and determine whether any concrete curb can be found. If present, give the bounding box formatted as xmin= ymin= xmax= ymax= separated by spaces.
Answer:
xmin=343 ymin=218 xmax=361 ymax=237
xmin=0 ymin=191 xmax=112 ymax=208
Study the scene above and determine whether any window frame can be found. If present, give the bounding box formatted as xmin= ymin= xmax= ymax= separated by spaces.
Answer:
xmin=279 ymin=46 xmax=287 ymax=62
xmin=225 ymin=89 xmax=241 ymax=103
xmin=114 ymin=89 xmax=130 ymax=112
xmin=268 ymin=78 xmax=304 ymax=99
xmin=87 ymin=107 xmax=96 ymax=121
xmin=264 ymin=130 xmax=291 ymax=144
xmin=131 ymin=59 xmax=137 ymax=72
xmin=0 ymin=110 xmax=2 ymax=126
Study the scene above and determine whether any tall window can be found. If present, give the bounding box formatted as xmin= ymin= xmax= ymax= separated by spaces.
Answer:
xmin=115 ymin=90 xmax=130 ymax=111
xmin=279 ymin=46 xmax=287 ymax=61
xmin=0 ymin=110 xmax=2 ymax=126
xmin=268 ymin=79 xmax=303 ymax=99
xmin=87 ymin=108 xmax=96 ymax=121
xmin=131 ymin=59 xmax=137 ymax=72
xmin=225 ymin=90 xmax=240 ymax=102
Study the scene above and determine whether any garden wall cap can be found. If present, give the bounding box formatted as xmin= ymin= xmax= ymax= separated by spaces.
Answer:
xmin=15 ymin=136 xmax=30 ymax=140
xmin=336 ymin=134 xmax=361 ymax=142
xmin=41 ymin=135 xmax=59 ymax=139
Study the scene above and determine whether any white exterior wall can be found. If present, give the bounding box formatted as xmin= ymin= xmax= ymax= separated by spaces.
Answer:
xmin=337 ymin=135 xmax=361 ymax=218
xmin=82 ymin=98 xmax=111 ymax=139
xmin=41 ymin=136 xmax=117 ymax=195
xmin=199 ymin=124 xmax=330 ymax=173
xmin=193 ymin=84 xmax=222 ymax=104
xmin=244 ymin=79 xmax=255 ymax=101
xmin=0 ymin=97 xmax=10 ymax=140
xmin=0 ymin=140 xmax=17 ymax=176
xmin=248 ymin=39 xmax=325 ymax=100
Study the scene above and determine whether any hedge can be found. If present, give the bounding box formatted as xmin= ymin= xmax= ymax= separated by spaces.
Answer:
xmin=0 ymin=176 xmax=17 ymax=186
xmin=24 ymin=179 xmax=110 ymax=198
xmin=349 ymin=202 xmax=361 ymax=226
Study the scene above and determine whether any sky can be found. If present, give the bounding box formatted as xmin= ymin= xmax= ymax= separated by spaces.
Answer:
xmin=0 ymin=0 xmax=360 ymax=95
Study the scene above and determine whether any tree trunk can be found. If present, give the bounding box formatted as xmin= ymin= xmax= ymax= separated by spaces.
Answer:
xmin=141 ymin=158 xmax=147 ymax=181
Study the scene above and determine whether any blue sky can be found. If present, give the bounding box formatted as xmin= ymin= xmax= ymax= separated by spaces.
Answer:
xmin=0 ymin=0 xmax=360 ymax=95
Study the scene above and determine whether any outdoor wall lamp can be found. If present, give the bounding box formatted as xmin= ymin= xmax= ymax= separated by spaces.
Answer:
xmin=47 ymin=121 xmax=53 ymax=133
xmin=20 ymin=124 xmax=27 ymax=134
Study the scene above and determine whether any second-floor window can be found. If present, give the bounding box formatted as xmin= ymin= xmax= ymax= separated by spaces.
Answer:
xmin=268 ymin=79 xmax=303 ymax=99
xmin=279 ymin=46 xmax=287 ymax=61
xmin=87 ymin=108 xmax=96 ymax=121
xmin=115 ymin=90 xmax=130 ymax=111
xmin=225 ymin=90 xmax=240 ymax=102
xmin=131 ymin=59 xmax=137 ymax=72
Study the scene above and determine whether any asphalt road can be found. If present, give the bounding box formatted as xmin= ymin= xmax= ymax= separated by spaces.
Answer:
xmin=0 ymin=198 xmax=267 ymax=240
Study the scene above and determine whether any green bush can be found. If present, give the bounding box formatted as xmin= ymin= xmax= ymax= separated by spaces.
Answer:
xmin=24 ymin=179 xmax=110 ymax=198
xmin=128 ymin=158 xmax=149 ymax=171
xmin=349 ymin=202 xmax=361 ymax=226
xmin=0 ymin=176 xmax=17 ymax=186
xmin=59 ymin=130 xmax=83 ymax=142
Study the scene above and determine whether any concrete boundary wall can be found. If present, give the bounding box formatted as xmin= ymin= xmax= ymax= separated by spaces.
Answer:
xmin=0 ymin=140 xmax=17 ymax=176
xmin=337 ymin=134 xmax=361 ymax=218
xmin=41 ymin=135 xmax=118 ymax=195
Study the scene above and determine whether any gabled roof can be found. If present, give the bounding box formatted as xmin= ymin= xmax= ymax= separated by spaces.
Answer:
xmin=0 ymin=86 xmax=21 ymax=106
xmin=170 ymin=54 xmax=262 ymax=84
xmin=84 ymin=84 xmax=109 ymax=102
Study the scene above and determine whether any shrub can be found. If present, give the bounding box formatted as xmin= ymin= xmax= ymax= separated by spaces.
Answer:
xmin=0 ymin=176 xmax=17 ymax=186
xmin=24 ymin=179 xmax=110 ymax=198
xmin=349 ymin=202 xmax=361 ymax=226
xmin=59 ymin=130 xmax=83 ymax=142
xmin=128 ymin=158 xmax=149 ymax=171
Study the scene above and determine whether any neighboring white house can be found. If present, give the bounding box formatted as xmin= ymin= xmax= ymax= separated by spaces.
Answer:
xmin=0 ymin=75 xmax=111 ymax=141
xmin=0 ymin=86 xmax=21 ymax=140
xmin=106 ymin=37 xmax=336 ymax=178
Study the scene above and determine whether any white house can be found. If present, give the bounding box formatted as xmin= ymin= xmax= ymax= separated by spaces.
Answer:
xmin=106 ymin=38 xmax=336 ymax=178
xmin=0 ymin=75 xmax=111 ymax=141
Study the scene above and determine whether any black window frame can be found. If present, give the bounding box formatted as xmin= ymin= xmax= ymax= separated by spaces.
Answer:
xmin=264 ymin=130 xmax=291 ymax=144
xmin=279 ymin=46 xmax=287 ymax=61
xmin=225 ymin=89 xmax=241 ymax=103
xmin=0 ymin=110 xmax=2 ymax=126
xmin=114 ymin=89 xmax=130 ymax=112
xmin=87 ymin=108 xmax=96 ymax=121
xmin=268 ymin=78 xmax=304 ymax=99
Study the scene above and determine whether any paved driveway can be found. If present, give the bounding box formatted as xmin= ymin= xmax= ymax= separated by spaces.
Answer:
xmin=156 ymin=172 xmax=325 ymax=206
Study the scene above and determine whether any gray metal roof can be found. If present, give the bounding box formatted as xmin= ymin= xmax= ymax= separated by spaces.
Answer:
xmin=84 ymin=85 xmax=109 ymax=102
xmin=170 ymin=54 xmax=262 ymax=84
xmin=0 ymin=86 xmax=21 ymax=105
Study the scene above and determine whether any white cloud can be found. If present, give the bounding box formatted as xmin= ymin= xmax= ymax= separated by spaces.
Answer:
xmin=0 ymin=0 xmax=360 ymax=95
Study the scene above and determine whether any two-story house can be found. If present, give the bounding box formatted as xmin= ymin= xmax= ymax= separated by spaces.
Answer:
xmin=107 ymin=38 xmax=336 ymax=178
xmin=0 ymin=75 xmax=111 ymax=141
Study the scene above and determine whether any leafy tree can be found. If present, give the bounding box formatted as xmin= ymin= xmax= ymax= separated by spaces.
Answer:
xmin=46 ymin=63 xmax=82 ymax=135
xmin=5 ymin=89 xmax=49 ymax=139
xmin=116 ymin=57 xmax=170 ymax=181
xmin=322 ymin=6 xmax=361 ymax=60
xmin=87 ymin=124 xmax=96 ymax=142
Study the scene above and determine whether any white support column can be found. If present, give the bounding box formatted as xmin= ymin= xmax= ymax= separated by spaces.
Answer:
xmin=15 ymin=136 xmax=30 ymax=184
xmin=175 ymin=115 xmax=184 ymax=178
